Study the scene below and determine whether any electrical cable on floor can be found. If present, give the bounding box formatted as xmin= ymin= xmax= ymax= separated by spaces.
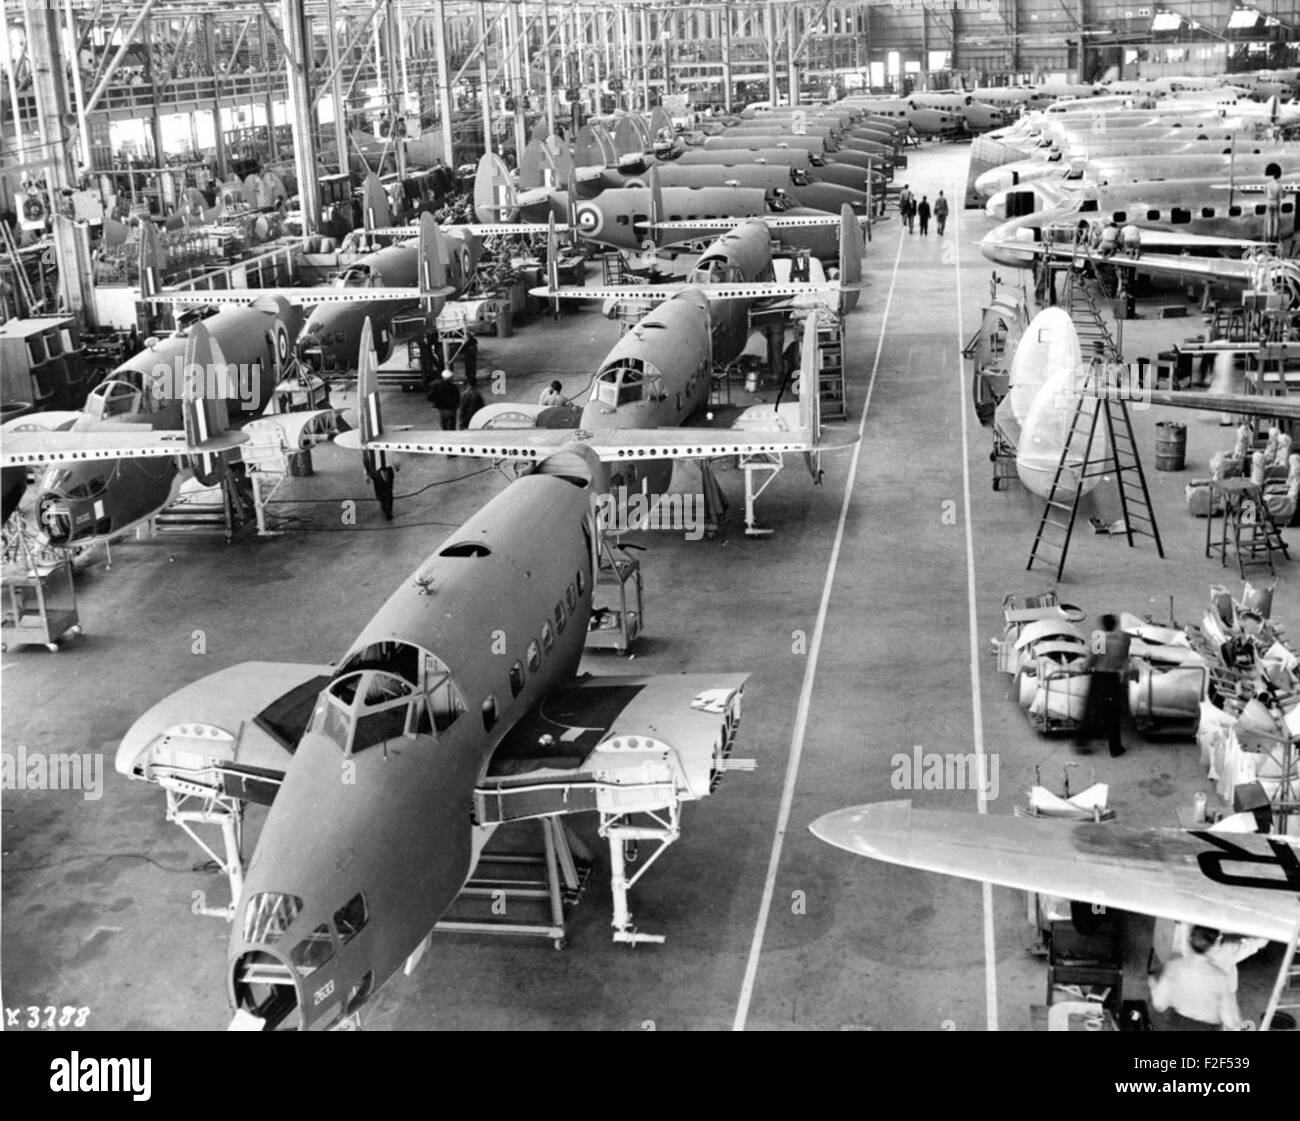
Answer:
xmin=5 ymin=851 xmax=207 ymax=875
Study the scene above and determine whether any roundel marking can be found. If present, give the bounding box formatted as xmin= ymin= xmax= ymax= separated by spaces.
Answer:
xmin=575 ymin=204 xmax=603 ymax=236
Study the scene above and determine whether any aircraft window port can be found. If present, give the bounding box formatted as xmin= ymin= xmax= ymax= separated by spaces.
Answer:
xmin=576 ymin=568 xmax=586 ymax=597
xmin=353 ymin=705 xmax=408 ymax=753
xmin=242 ymin=892 xmax=304 ymax=947
xmin=1170 ymin=208 xmax=1191 ymax=225
xmin=618 ymin=371 xmax=644 ymax=406
xmin=509 ymin=661 xmax=525 ymax=697
xmin=482 ymin=695 xmax=498 ymax=732
xmin=289 ymin=925 xmax=335 ymax=976
xmin=1201 ymin=207 xmax=1215 ymax=219
xmin=1285 ymin=203 xmax=1296 ymax=215
xmin=565 ymin=583 xmax=577 ymax=614
xmin=542 ymin=621 xmax=555 ymax=653
xmin=1147 ymin=210 xmax=1161 ymax=221
xmin=527 ymin=640 xmax=542 ymax=673
xmin=346 ymin=972 xmax=373 ymax=1015
xmin=616 ymin=215 xmax=630 ymax=226
xmin=334 ymin=893 xmax=368 ymax=945
xmin=555 ymin=603 xmax=567 ymax=634
xmin=1256 ymin=204 xmax=1267 ymax=216
xmin=1079 ymin=199 xmax=1098 ymax=212
xmin=439 ymin=542 xmax=491 ymax=557
xmin=1111 ymin=212 xmax=1126 ymax=223
xmin=1230 ymin=206 xmax=1243 ymax=217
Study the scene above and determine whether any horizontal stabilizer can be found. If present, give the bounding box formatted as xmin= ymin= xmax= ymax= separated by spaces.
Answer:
xmin=1 ymin=428 xmax=248 ymax=468
xmin=653 ymin=214 xmax=868 ymax=232
xmin=146 ymin=286 xmax=452 ymax=307
xmin=528 ymin=280 xmax=846 ymax=302
xmin=359 ymin=424 xmax=859 ymax=462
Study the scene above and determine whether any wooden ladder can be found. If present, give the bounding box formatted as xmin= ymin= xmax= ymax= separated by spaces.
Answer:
xmin=1261 ymin=917 xmax=1300 ymax=1031
xmin=1027 ymin=367 xmax=1164 ymax=581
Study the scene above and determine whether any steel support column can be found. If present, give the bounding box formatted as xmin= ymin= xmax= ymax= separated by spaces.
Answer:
xmin=431 ymin=0 xmax=456 ymax=164
xmin=721 ymin=6 xmax=732 ymax=111
xmin=25 ymin=2 xmax=95 ymax=324
xmin=476 ymin=2 xmax=494 ymax=157
xmin=325 ymin=0 xmax=350 ymax=173
xmin=639 ymin=6 xmax=650 ymax=112
xmin=281 ymin=0 xmax=320 ymax=233
xmin=786 ymin=7 xmax=799 ymax=106
xmin=384 ymin=0 xmax=406 ymax=176
xmin=765 ymin=1 xmax=778 ymax=106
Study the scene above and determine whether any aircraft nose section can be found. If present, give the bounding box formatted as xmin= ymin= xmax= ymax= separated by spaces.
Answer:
xmin=228 ymin=945 xmax=306 ymax=1031
xmin=37 ymin=493 xmax=74 ymax=544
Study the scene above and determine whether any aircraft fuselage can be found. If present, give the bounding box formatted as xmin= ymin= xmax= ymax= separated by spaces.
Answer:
xmin=228 ymin=469 xmax=598 ymax=1030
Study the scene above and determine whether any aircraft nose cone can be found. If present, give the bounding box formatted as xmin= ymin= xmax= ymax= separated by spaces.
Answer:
xmin=38 ymin=494 xmax=72 ymax=543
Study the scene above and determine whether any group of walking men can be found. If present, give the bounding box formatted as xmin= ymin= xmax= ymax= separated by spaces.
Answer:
xmin=897 ymin=185 xmax=947 ymax=236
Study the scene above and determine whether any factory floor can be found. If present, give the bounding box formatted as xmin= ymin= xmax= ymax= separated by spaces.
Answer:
xmin=1 ymin=141 xmax=1289 ymax=1031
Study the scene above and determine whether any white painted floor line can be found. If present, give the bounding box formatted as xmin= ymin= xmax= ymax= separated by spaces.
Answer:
xmin=951 ymin=205 xmax=1001 ymax=1032
xmin=732 ymin=225 xmax=908 ymax=1032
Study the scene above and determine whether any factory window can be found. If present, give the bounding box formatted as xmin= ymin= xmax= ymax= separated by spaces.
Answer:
xmin=1147 ymin=210 xmax=1161 ymax=221
xmin=555 ymin=602 xmax=567 ymax=634
xmin=289 ymin=925 xmax=334 ymax=976
xmin=509 ymin=660 xmax=525 ymax=697
xmin=242 ymin=893 xmax=303 ymax=947
xmin=334 ymin=893 xmax=368 ymax=944
xmin=1170 ymin=208 xmax=1191 ymax=224
xmin=527 ymin=639 xmax=541 ymax=673
xmin=482 ymin=694 xmax=498 ymax=732
xmin=542 ymin=621 xmax=555 ymax=653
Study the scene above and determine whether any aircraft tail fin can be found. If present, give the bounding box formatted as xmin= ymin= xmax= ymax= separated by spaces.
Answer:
xmin=838 ymin=204 xmax=863 ymax=314
xmin=355 ymin=317 xmax=384 ymax=445
xmin=566 ymin=168 xmax=578 ymax=229
xmin=180 ymin=322 xmax=236 ymax=486
xmin=417 ymin=212 xmax=452 ymax=314
xmin=362 ymin=172 xmax=390 ymax=232
xmin=138 ymin=220 xmax=164 ymax=301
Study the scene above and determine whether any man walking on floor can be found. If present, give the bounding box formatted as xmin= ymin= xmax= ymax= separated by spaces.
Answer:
xmin=934 ymin=191 xmax=948 ymax=236
xmin=917 ymin=195 xmax=931 ymax=236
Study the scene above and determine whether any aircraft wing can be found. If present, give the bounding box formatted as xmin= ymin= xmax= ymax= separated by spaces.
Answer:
xmin=369 ymin=222 xmax=567 ymax=236
xmin=810 ymin=800 xmax=1300 ymax=944
xmin=654 ymin=214 xmax=866 ymax=232
xmin=341 ymin=423 xmax=859 ymax=461
xmin=145 ymin=286 xmax=448 ymax=306
xmin=115 ymin=661 xmax=334 ymax=797
xmin=528 ymin=281 xmax=847 ymax=301
xmin=0 ymin=428 xmax=248 ymax=468
xmin=1140 ymin=390 xmax=1300 ymax=421
xmin=485 ymin=673 xmax=751 ymax=808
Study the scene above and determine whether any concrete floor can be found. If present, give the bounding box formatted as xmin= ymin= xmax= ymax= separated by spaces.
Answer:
xmin=2 ymin=141 xmax=1289 ymax=1030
